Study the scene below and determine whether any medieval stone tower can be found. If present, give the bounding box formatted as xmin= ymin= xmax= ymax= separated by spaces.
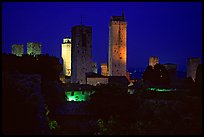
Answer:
xmin=62 ymin=37 xmax=72 ymax=76
xmin=71 ymin=25 xmax=92 ymax=84
xmin=108 ymin=12 xmax=127 ymax=76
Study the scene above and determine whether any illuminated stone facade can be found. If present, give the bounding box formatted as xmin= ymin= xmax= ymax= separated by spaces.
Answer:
xmin=187 ymin=58 xmax=200 ymax=81
xmin=149 ymin=56 xmax=159 ymax=68
xmin=27 ymin=42 xmax=41 ymax=56
xmin=101 ymin=63 xmax=108 ymax=76
xmin=92 ymin=62 xmax=98 ymax=74
xmin=71 ymin=25 xmax=92 ymax=84
xmin=108 ymin=12 xmax=127 ymax=76
xmin=87 ymin=77 xmax=109 ymax=86
xmin=62 ymin=37 xmax=72 ymax=76
xmin=12 ymin=44 xmax=24 ymax=56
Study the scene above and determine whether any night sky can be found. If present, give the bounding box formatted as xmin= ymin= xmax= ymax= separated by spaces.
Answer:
xmin=2 ymin=2 xmax=202 ymax=71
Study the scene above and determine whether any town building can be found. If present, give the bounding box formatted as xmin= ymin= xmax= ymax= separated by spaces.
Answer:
xmin=108 ymin=12 xmax=127 ymax=76
xmin=62 ymin=37 xmax=72 ymax=76
xmin=101 ymin=63 xmax=108 ymax=76
xmin=71 ymin=25 xmax=92 ymax=84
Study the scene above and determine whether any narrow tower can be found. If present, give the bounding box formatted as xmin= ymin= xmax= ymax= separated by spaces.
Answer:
xmin=108 ymin=12 xmax=127 ymax=76
xmin=71 ymin=25 xmax=92 ymax=84
xmin=62 ymin=37 xmax=72 ymax=76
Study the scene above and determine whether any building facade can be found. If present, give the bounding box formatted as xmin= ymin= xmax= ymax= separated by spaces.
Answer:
xmin=12 ymin=44 xmax=24 ymax=56
xmin=87 ymin=76 xmax=109 ymax=86
xmin=149 ymin=56 xmax=159 ymax=68
xmin=27 ymin=42 xmax=41 ymax=56
xmin=71 ymin=25 xmax=92 ymax=84
xmin=62 ymin=37 xmax=72 ymax=76
xmin=187 ymin=58 xmax=200 ymax=81
xmin=108 ymin=12 xmax=127 ymax=76
xmin=101 ymin=63 xmax=108 ymax=76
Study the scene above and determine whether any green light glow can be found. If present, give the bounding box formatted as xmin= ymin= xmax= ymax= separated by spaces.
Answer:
xmin=48 ymin=120 xmax=58 ymax=130
xmin=45 ymin=105 xmax=50 ymax=116
xmin=156 ymin=88 xmax=171 ymax=92
xmin=147 ymin=87 xmax=176 ymax=92
xmin=147 ymin=88 xmax=156 ymax=91
xmin=65 ymin=90 xmax=95 ymax=102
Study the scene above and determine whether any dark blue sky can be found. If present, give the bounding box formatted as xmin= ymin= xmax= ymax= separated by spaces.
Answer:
xmin=2 ymin=2 xmax=202 ymax=71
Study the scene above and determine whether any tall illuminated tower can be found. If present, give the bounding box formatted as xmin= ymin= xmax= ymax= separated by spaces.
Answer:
xmin=62 ymin=37 xmax=72 ymax=76
xmin=108 ymin=12 xmax=127 ymax=76
xmin=71 ymin=25 xmax=92 ymax=84
xmin=12 ymin=44 xmax=24 ymax=56
xmin=27 ymin=42 xmax=41 ymax=56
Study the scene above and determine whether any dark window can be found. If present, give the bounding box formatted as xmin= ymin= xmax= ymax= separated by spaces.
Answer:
xmin=82 ymin=91 xmax=84 ymax=95
xmin=71 ymin=92 xmax=74 ymax=96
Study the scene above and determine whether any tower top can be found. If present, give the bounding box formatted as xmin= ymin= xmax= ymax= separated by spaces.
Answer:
xmin=110 ymin=12 xmax=125 ymax=22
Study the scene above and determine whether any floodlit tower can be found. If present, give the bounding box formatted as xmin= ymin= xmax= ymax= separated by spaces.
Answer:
xmin=62 ymin=37 xmax=72 ymax=76
xmin=108 ymin=12 xmax=127 ymax=76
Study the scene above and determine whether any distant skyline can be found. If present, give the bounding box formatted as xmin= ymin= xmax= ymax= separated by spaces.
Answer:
xmin=2 ymin=2 xmax=202 ymax=71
